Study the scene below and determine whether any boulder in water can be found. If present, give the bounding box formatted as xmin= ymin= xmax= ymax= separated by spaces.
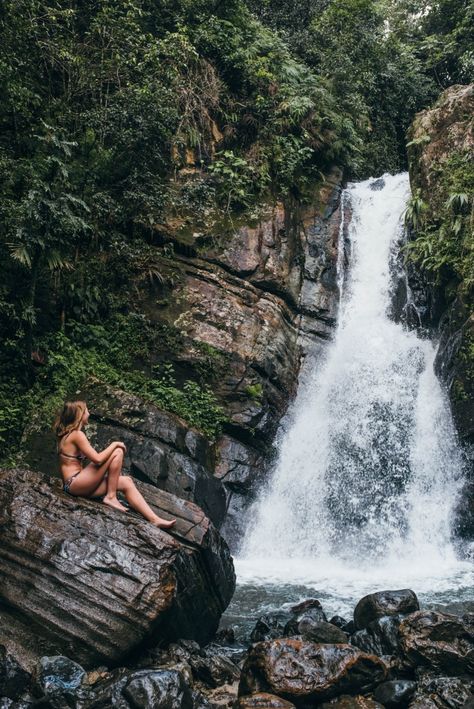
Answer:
xmin=250 ymin=614 xmax=292 ymax=643
xmin=0 ymin=468 xmax=235 ymax=669
xmin=330 ymin=616 xmax=349 ymax=630
xmin=239 ymin=639 xmax=387 ymax=704
xmin=398 ymin=610 xmax=474 ymax=675
xmin=284 ymin=599 xmax=327 ymax=636
xmin=373 ymin=679 xmax=417 ymax=707
xmin=298 ymin=618 xmax=348 ymax=644
xmin=354 ymin=590 xmax=419 ymax=630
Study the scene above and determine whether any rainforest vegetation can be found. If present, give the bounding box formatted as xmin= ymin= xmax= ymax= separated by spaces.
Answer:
xmin=0 ymin=0 xmax=472 ymax=458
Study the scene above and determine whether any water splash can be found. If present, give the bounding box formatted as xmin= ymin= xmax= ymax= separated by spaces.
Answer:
xmin=239 ymin=174 xmax=469 ymax=594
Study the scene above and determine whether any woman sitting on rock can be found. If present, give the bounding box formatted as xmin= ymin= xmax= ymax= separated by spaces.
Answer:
xmin=54 ymin=400 xmax=175 ymax=528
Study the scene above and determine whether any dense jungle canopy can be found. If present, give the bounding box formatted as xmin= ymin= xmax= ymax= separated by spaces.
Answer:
xmin=0 ymin=0 xmax=473 ymax=457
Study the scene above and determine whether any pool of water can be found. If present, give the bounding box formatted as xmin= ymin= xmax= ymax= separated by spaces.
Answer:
xmin=220 ymin=557 xmax=474 ymax=641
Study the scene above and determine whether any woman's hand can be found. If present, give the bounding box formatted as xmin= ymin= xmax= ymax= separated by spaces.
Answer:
xmin=115 ymin=441 xmax=127 ymax=453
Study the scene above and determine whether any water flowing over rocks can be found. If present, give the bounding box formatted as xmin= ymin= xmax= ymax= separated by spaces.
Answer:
xmin=23 ymin=171 xmax=344 ymax=550
xmin=0 ymin=468 xmax=235 ymax=670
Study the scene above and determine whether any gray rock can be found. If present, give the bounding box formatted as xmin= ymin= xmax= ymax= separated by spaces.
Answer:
xmin=298 ymin=619 xmax=348 ymax=644
xmin=374 ymin=679 xmax=417 ymax=706
xmin=36 ymin=656 xmax=86 ymax=695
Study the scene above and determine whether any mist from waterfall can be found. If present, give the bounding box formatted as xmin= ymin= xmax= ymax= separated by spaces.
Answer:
xmin=238 ymin=173 xmax=469 ymax=593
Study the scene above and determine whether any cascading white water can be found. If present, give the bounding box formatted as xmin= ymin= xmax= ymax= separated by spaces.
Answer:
xmin=237 ymin=174 xmax=471 ymax=603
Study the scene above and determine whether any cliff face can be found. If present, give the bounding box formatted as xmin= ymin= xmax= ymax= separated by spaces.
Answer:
xmin=407 ymin=84 xmax=474 ymax=543
xmin=26 ymin=169 xmax=344 ymax=549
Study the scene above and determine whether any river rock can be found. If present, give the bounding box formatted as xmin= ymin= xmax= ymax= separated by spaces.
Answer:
xmin=350 ymin=614 xmax=404 ymax=657
xmin=0 ymin=468 xmax=235 ymax=670
xmin=236 ymin=693 xmax=296 ymax=709
xmin=409 ymin=674 xmax=474 ymax=708
xmin=239 ymin=639 xmax=387 ymax=704
xmin=36 ymin=656 xmax=86 ymax=696
xmin=354 ymin=590 xmax=419 ymax=630
xmin=398 ymin=610 xmax=474 ymax=675
xmin=330 ymin=616 xmax=349 ymax=630
xmin=250 ymin=614 xmax=292 ymax=643
xmin=320 ymin=697 xmax=384 ymax=708
xmin=284 ymin=599 xmax=327 ymax=636
xmin=373 ymin=679 xmax=417 ymax=707
xmin=298 ymin=618 xmax=348 ymax=644
xmin=0 ymin=646 xmax=31 ymax=700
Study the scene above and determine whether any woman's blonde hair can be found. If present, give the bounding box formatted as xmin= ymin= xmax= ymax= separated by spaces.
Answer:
xmin=53 ymin=400 xmax=87 ymax=438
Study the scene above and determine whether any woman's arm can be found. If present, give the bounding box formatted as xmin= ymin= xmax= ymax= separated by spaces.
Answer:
xmin=71 ymin=431 xmax=125 ymax=465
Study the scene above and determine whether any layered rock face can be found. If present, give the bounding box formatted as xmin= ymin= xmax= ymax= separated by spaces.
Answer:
xmin=407 ymin=84 xmax=474 ymax=544
xmin=25 ymin=170 xmax=344 ymax=548
xmin=0 ymin=468 xmax=235 ymax=670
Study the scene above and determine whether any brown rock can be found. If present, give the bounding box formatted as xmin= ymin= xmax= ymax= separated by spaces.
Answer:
xmin=0 ymin=468 xmax=235 ymax=670
xmin=237 ymin=692 xmax=296 ymax=709
xmin=320 ymin=696 xmax=384 ymax=708
xmin=398 ymin=610 xmax=474 ymax=675
xmin=238 ymin=639 xmax=387 ymax=705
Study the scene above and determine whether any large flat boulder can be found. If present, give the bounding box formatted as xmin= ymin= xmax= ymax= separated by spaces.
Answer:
xmin=0 ymin=468 xmax=235 ymax=671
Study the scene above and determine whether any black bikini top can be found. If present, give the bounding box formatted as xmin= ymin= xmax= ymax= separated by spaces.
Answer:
xmin=57 ymin=432 xmax=86 ymax=461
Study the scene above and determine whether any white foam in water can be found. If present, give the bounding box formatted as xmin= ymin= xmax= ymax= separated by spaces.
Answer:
xmin=237 ymin=173 xmax=473 ymax=606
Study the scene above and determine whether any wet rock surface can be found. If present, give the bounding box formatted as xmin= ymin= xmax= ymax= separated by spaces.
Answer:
xmin=0 ymin=468 xmax=234 ymax=670
xmin=353 ymin=590 xmax=419 ymax=630
xmin=236 ymin=692 xmax=296 ymax=709
xmin=373 ymin=679 xmax=417 ymax=707
xmin=3 ymin=587 xmax=474 ymax=708
xmin=350 ymin=615 xmax=405 ymax=657
xmin=398 ymin=610 xmax=474 ymax=675
xmin=239 ymin=639 xmax=387 ymax=704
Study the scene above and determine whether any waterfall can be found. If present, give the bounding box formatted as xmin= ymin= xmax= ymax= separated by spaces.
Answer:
xmin=239 ymin=173 xmax=468 ymax=588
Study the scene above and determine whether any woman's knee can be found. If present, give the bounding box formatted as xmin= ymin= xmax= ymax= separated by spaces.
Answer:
xmin=111 ymin=448 xmax=124 ymax=463
xmin=119 ymin=475 xmax=135 ymax=491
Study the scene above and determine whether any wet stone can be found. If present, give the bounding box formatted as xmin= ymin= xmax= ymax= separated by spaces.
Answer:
xmin=350 ymin=614 xmax=404 ymax=657
xmin=122 ymin=669 xmax=193 ymax=709
xmin=236 ymin=692 xmax=296 ymax=709
xmin=250 ymin=614 xmax=291 ymax=643
xmin=373 ymin=679 xmax=417 ymax=707
xmin=354 ymin=590 xmax=419 ymax=631
xmin=36 ymin=656 xmax=86 ymax=695
xmin=298 ymin=618 xmax=348 ymax=644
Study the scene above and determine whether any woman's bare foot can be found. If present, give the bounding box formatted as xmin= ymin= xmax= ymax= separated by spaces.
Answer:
xmin=150 ymin=515 xmax=176 ymax=529
xmin=103 ymin=496 xmax=128 ymax=513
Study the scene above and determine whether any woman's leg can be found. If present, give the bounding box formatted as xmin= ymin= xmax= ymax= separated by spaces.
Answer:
xmin=66 ymin=450 xmax=127 ymax=512
xmin=118 ymin=477 xmax=176 ymax=528
xmin=102 ymin=449 xmax=127 ymax=512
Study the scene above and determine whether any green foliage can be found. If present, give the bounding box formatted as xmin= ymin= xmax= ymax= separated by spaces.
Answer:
xmin=404 ymin=152 xmax=474 ymax=288
xmin=245 ymin=383 xmax=263 ymax=400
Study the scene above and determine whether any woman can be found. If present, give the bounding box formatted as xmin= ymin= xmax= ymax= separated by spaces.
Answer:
xmin=54 ymin=400 xmax=175 ymax=529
